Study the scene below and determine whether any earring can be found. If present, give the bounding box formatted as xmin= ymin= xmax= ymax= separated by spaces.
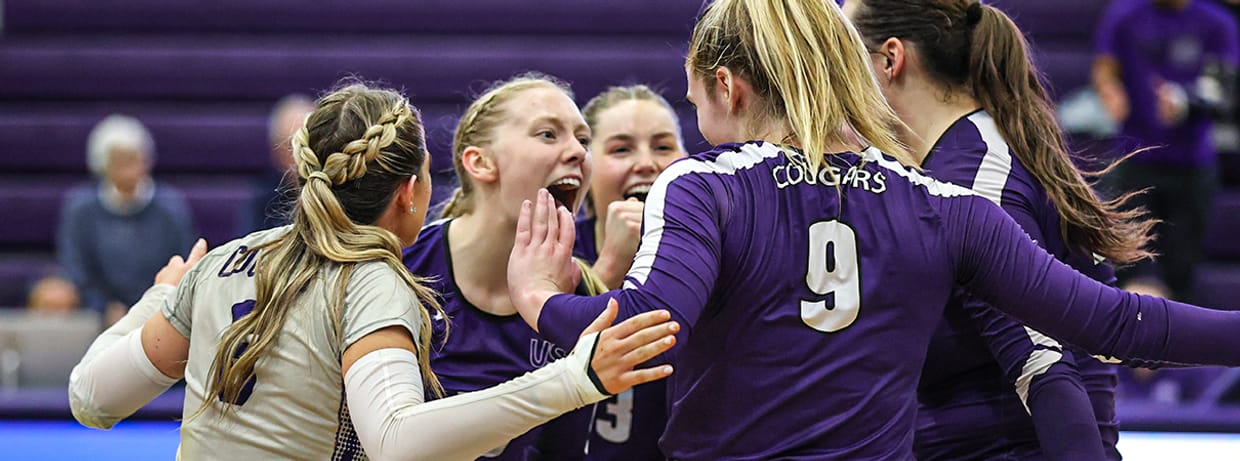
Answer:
xmin=409 ymin=205 xmax=417 ymax=215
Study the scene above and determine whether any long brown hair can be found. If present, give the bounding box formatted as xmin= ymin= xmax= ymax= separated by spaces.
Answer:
xmin=687 ymin=0 xmax=913 ymax=174
xmin=850 ymin=0 xmax=1155 ymax=263
xmin=199 ymin=81 xmax=445 ymax=418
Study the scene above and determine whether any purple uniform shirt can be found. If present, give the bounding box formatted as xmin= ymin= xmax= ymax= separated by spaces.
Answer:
xmin=1095 ymin=0 xmax=1240 ymax=168
xmin=402 ymin=219 xmax=592 ymax=461
xmin=574 ymin=215 xmax=669 ymax=461
xmin=535 ymin=141 xmax=1240 ymax=460
xmin=917 ymin=111 xmax=1119 ymax=460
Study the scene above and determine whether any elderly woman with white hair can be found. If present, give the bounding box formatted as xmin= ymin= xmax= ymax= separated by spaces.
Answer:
xmin=57 ymin=114 xmax=195 ymax=325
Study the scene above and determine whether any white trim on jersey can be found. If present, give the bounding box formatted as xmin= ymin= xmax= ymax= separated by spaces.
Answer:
xmin=623 ymin=142 xmax=781 ymax=290
xmin=861 ymin=147 xmax=976 ymax=198
xmin=966 ymin=111 xmax=1065 ymax=413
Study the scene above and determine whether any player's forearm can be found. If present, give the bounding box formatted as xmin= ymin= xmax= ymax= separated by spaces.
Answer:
xmin=955 ymin=198 xmax=1240 ymax=366
xmin=346 ymin=335 xmax=609 ymax=461
xmin=539 ymin=293 xmax=610 ymax=350
xmin=1026 ymin=364 xmax=1107 ymax=461
xmin=68 ymin=328 xmax=179 ymax=429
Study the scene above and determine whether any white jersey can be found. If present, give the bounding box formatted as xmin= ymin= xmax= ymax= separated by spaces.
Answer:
xmin=161 ymin=226 xmax=421 ymax=460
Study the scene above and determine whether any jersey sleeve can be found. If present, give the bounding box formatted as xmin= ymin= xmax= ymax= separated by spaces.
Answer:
xmin=934 ymin=159 xmax=1109 ymax=460
xmin=160 ymin=254 xmax=211 ymax=338
xmin=537 ymin=166 xmax=722 ymax=352
xmin=534 ymin=405 xmax=592 ymax=460
xmin=943 ymin=194 xmax=1240 ymax=366
xmin=341 ymin=262 xmax=421 ymax=350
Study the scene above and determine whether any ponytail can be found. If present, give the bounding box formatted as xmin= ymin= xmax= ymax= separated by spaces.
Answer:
xmin=688 ymin=0 xmax=912 ymax=175
xmin=196 ymin=82 xmax=446 ymax=420
xmin=967 ymin=5 xmax=1154 ymax=263
xmin=852 ymin=0 xmax=1155 ymax=263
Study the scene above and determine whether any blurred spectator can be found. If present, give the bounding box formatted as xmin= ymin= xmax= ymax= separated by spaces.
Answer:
xmin=57 ymin=114 xmax=195 ymax=325
xmin=25 ymin=275 xmax=80 ymax=315
xmin=1093 ymin=0 xmax=1240 ymax=301
xmin=237 ymin=94 xmax=315 ymax=234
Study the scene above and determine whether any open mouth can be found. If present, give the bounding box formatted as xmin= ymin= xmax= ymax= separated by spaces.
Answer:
xmin=545 ymin=177 xmax=582 ymax=210
xmin=623 ymin=183 xmax=652 ymax=202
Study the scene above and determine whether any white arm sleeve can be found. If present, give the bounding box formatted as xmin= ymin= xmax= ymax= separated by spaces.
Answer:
xmin=68 ymin=328 xmax=179 ymax=429
xmin=345 ymin=332 xmax=609 ymax=461
xmin=69 ymin=284 xmax=179 ymax=429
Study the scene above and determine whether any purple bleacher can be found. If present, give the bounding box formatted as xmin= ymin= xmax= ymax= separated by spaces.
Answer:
xmin=1204 ymin=190 xmax=1240 ymax=261
xmin=989 ymin=0 xmax=1112 ymax=98
xmin=0 ymin=36 xmax=692 ymax=102
xmin=990 ymin=0 xmax=1110 ymax=47
xmin=0 ymin=102 xmax=479 ymax=175
xmin=3 ymin=0 xmax=701 ymax=36
xmin=0 ymin=254 xmax=58 ymax=308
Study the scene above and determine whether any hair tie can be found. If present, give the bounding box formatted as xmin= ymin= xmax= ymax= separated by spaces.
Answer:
xmin=307 ymin=171 xmax=332 ymax=184
xmin=966 ymin=2 xmax=984 ymax=26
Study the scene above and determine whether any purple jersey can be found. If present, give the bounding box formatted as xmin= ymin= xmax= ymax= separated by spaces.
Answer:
xmin=573 ymin=215 xmax=669 ymax=461
xmin=534 ymin=141 xmax=1240 ymax=460
xmin=573 ymin=217 xmax=599 ymax=263
xmin=1095 ymin=0 xmax=1240 ymax=168
xmin=402 ymin=219 xmax=592 ymax=461
xmin=917 ymin=111 xmax=1119 ymax=460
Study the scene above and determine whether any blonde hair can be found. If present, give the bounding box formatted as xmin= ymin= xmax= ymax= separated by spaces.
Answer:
xmin=86 ymin=114 xmax=155 ymax=176
xmin=580 ymin=84 xmax=685 ymax=217
xmin=582 ymin=84 xmax=683 ymax=139
xmin=441 ymin=72 xmax=575 ymax=218
xmin=198 ymin=81 xmax=445 ymax=418
xmin=687 ymin=0 xmax=912 ymax=173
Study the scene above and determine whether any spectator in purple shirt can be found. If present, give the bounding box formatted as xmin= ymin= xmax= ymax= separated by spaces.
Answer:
xmin=1093 ymin=0 xmax=1240 ymax=301
xmin=505 ymin=0 xmax=1240 ymax=459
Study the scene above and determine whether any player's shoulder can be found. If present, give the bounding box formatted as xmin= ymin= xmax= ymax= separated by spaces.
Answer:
xmin=926 ymin=110 xmax=993 ymax=168
xmin=667 ymin=141 xmax=783 ymax=177
xmin=188 ymin=225 xmax=291 ymax=285
xmin=860 ymin=147 xmax=977 ymax=201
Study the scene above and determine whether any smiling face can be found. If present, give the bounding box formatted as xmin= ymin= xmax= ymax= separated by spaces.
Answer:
xmin=588 ymin=99 xmax=686 ymax=212
xmin=487 ymin=86 xmax=593 ymax=221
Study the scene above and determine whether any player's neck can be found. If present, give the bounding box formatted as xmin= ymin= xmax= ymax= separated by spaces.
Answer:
xmin=899 ymin=85 xmax=980 ymax=164
xmin=751 ymin=121 xmax=856 ymax=154
xmin=447 ymin=211 xmax=519 ymax=316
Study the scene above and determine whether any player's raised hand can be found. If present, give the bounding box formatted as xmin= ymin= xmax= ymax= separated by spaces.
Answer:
xmin=579 ymin=298 xmax=676 ymax=394
xmin=154 ymin=238 xmax=209 ymax=286
xmin=594 ymin=198 xmax=644 ymax=288
xmin=509 ymin=189 xmax=579 ymax=330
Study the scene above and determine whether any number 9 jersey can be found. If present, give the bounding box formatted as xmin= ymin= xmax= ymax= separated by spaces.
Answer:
xmin=535 ymin=141 xmax=1240 ymax=460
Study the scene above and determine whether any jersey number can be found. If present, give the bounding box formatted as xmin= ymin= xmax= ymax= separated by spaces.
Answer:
xmin=595 ymin=389 xmax=633 ymax=443
xmin=800 ymin=221 xmax=861 ymax=332
xmin=218 ymin=299 xmax=258 ymax=406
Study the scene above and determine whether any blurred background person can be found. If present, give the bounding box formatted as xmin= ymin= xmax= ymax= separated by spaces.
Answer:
xmin=237 ymin=94 xmax=316 ymax=235
xmin=25 ymin=274 xmax=81 ymax=316
xmin=56 ymin=114 xmax=196 ymax=325
xmin=1093 ymin=0 xmax=1240 ymax=300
